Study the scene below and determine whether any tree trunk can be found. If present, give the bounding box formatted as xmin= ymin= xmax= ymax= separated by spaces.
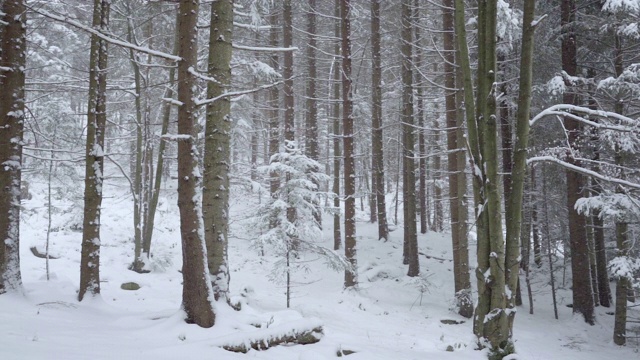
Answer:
xmin=268 ymin=8 xmax=280 ymax=204
xmin=0 ymin=0 xmax=26 ymax=294
xmin=445 ymin=0 xmax=471 ymax=317
xmin=126 ymin=15 xmax=146 ymax=273
xmin=341 ymin=0 xmax=357 ymax=288
xmin=504 ymin=0 xmax=538 ymax=332
xmin=79 ymin=0 xmax=110 ymax=301
xmin=203 ymin=0 xmax=233 ymax=303
xmin=143 ymin=24 xmax=179 ymax=256
xmin=332 ymin=0 xmax=341 ymax=251
xmin=612 ymin=34 xmax=628 ymax=345
xmin=401 ymin=0 xmax=419 ymax=277
xmin=562 ymin=0 xmax=595 ymax=325
xmin=305 ymin=0 xmax=321 ymax=229
xmin=176 ymin=0 xmax=215 ymax=328
xmin=414 ymin=0 xmax=427 ymax=236
xmin=370 ymin=0 xmax=389 ymax=241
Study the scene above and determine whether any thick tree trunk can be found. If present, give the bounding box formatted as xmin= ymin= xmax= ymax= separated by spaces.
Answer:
xmin=176 ymin=0 xmax=215 ymax=328
xmin=0 ymin=0 xmax=26 ymax=294
xmin=370 ymin=0 xmax=389 ymax=241
xmin=401 ymin=0 xmax=419 ymax=277
xmin=341 ymin=0 xmax=357 ymax=288
xmin=562 ymin=0 xmax=595 ymax=325
xmin=445 ymin=0 xmax=471 ymax=317
xmin=203 ymin=0 xmax=233 ymax=302
xmin=79 ymin=0 xmax=110 ymax=301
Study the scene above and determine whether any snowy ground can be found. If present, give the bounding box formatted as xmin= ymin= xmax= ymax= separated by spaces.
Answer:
xmin=1 ymin=178 xmax=638 ymax=359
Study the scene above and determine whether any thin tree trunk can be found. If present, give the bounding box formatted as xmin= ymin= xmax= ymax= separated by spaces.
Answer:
xmin=126 ymin=16 xmax=146 ymax=273
xmin=504 ymin=0 xmax=538 ymax=332
xmin=268 ymin=7 xmax=280 ymax=204
xmin=283 ymin=0 xmax=297 ymax=248
xmin=542 ymin=165 xmax=559 ymax=320
xmin=341 ymin=0 xmax=357 ymax=288
xmin=143 ymin=26 xmax=178 ymax=256
xmin=0 ymin=0 xmax=26 ymax=294
xmin=401 ymin=0 xmax=419 ymax=277
xmin=613 ymin=34 xmax=628 ymax=345
xmin=332 ymin=0 xmax=341 ymax=250
xmin=176 ymin=0 xmax=215 ymax=328
xmin=305 ymin=0 xmax=321 ymax=229
xmin=414 ymin=0 xmax=427 ymax=235
xmin=370 ymin=0 xmax=389 ymax=241
xmin=203 ymin=0 xmax=233 ymax=303
xmin=79 ymin=0 xmax=110 ymax=301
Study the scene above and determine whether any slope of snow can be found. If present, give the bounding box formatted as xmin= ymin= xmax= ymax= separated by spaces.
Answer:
xmin=1 ymin=179 xmax=637 ymax=359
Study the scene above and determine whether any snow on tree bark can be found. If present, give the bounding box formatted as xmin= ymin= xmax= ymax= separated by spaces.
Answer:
xmin=176 ymin=0 xmax=215 ymax=328
xmin=0 ymin=0 xmax=26 ymax=294
xmin=203 ymin=0 xmax=233 ymax=303
xmin=79 ymin=0 xmax=110 ymax=301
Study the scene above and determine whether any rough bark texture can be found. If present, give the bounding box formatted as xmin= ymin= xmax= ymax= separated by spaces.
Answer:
xmin=203 ymin=0 xmax=233 ymax=302
xmin=562 ymin=0 xmax=595 ymax=325
xmin=612 ymin=36 xmax=627 ymax=345
xmin=414 ymin=0 xmax=427 ymax=236
xmin=0 ymin=0 xmax=26 ymax=294
xmin=305 ymin=0 xmax=321 ymax=228
xmin=79 ymin=0 xmax=109 ymax=301
xmin=401 ymin=0 xmax=419 ymax=277
xmin=332 ymin=0 xmax=341 ymax=251
xmin=446 ymin=0 xmax=472 ymax=318
xmin=176 ymin=0 xmax=215 ymax=328
xmin=341 ymin=0 xmax=357 ymax=288
xmin=371 ymin=0 xmax=389 ymax=241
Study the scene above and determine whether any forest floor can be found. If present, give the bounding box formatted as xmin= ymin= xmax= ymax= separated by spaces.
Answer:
xmin=1 ymin=179 xmax=639 ymax=359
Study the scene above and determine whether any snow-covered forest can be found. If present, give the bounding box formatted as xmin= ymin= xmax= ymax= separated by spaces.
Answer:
xmin=1 ymin=0 xmax=639 ymax=359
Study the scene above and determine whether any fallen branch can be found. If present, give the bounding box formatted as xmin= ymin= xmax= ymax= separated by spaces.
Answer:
xmin=217 ymin=319 xmax=323 ymax=353
xmin=419 ymin=252 xmax=452 ymax=262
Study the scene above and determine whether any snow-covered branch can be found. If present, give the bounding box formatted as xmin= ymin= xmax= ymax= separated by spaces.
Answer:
xmin=28 ymin=7 xmax=181 ymax=62
xmin=527 ymin=155 xmax=640 ymax=190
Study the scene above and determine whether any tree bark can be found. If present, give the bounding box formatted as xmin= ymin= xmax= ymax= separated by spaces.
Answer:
xmin=332 ymin=0 xmax=341 ymax=251
xmin=371 ymin=0 xmax=388 ymax=241
xmin=203 ymin=0 xmax=233 ymax=303
xmin=562 ymin=0 xmax=595 ymax=325
xmin=447 ymin=0 xmax=473 ymax=318
xmin=305 ymin=0 xmax=321 ymax=229
xmin=401 ymin=0 xmax=419 ymax=277
xmin=176 ymin=0 xmax=215 ymax=328
xmin=341 ymin=0 xmax=357 ymax=288
xmin=0 ymin=0 xmax=26 ymax=294
xmin=79 ymin=0 xmax=110 ymax=301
